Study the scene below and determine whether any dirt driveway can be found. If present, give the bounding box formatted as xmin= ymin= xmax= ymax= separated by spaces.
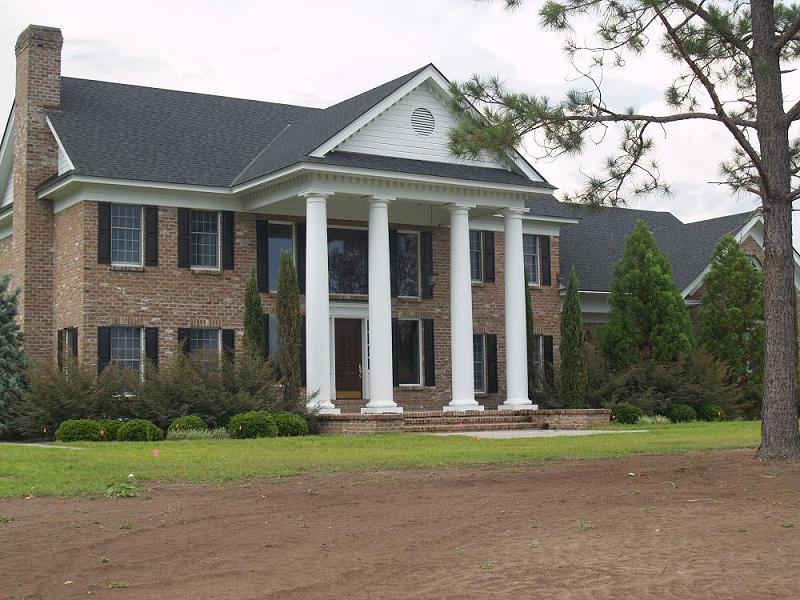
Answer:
xmin=2 ymin=449 xmax=799 ymax=599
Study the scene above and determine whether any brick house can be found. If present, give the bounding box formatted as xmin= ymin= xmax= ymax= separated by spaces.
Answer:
xmin=0 ymin=25 xmax=580 ymax=415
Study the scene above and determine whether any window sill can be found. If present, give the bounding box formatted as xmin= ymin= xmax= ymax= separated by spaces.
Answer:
xmin=471 ymin=281 xmax=484 ymax=287
xmin=397 ymin=384 xmax=425 ymax=391
xmin=330 ymin=293 xmax=368 ymax=301
xmin=110 ymin=265 xmax=145 ymax=272
xmin=395 ymin=296 xmax=422 ymax=303
xmin=190 ymin=268 xmax=222 ymax=276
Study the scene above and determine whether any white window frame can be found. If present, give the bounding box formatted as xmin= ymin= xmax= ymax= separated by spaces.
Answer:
xmin=397 ymin=318 xmax=423 ymax=387
xmin=110 ymin=204 xmax=144 ymax=267
xmin=396 ymin=229 xmax=421 ymax=299
xmin=532 ymin=334 xmax=544 ymax=388
xmin=473 ymin=333 xmax=487 ymax=393
xmin=523 ymin=234 xmax=540 ymax=287
xmin=267 ymin=221 xmax=296 ymax=293
xmin=469 ymin=230 xmax=484 ymax=283
xmin=110 ymin=326 xmax=145 ymax=377
xmin=189 ymin=209 xmax=221 ymax=271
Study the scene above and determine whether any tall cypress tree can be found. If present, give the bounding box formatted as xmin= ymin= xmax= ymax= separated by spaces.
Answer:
xmin=276 ymin=251 xmax=302 ymax=411
xmin=525 ymin=271 xmax=537 ymax=399
xmin=598 ymin=220 xmax=693 ymax=370
xmin=559 ymin=268 xmax=587 ymax=407
xmin=699 ymin=235 xmax=764 ymax=386
xmin=242 ymin=267 xmax=264 ymax=360
xmin=0 ymin=275 xmax=27 ymax=436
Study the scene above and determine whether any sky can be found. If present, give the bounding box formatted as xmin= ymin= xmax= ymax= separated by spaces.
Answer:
xmin=1 ymin=0 xmax=795 ymax=243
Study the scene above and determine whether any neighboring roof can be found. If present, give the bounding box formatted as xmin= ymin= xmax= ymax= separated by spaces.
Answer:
xmin=44 ymin=66 xmax=548 ymax=191
xmin=558 ymin=204 xmax=756 ymax=293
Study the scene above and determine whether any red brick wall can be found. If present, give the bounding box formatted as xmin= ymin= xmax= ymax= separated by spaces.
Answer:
xmin=53 ymin=201 xmax=563 ymax=411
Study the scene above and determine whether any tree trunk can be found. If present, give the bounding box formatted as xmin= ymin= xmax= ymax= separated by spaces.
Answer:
xmin=751 ymin=0 xmax=800 ymax=460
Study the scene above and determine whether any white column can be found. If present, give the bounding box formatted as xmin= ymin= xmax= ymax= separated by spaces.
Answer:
xmin=302 ymin=192 xmax=339 ymax=414
xmin=363 ymin=196 xmax=402 ymax=413
xmin=499 ymin=208 xmax=537 ymax=410
xmin=445 ymin=203 xmax=483 ymax=412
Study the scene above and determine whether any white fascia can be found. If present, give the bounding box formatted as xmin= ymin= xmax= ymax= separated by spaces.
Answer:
xmin=45 ymin=116 xmax=75 ymax=173
xmin=0 ymin=107 xmax=14 ymax=206
xmin=307 ymin=64 xmax=549 ymax=185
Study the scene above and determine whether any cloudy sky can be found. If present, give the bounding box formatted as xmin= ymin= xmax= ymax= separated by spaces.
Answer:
xmin=1 ymin=0 xmax=794 ymax=241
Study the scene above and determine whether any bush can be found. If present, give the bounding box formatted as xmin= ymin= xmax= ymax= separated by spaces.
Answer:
xmin=227 ymin=410 xmax=277 ymax=439
xmin=611 ymin=403 xmax=642 ymax=425
xmin=117 ymin=419 xmax=164 ymax=441
xmin=697 ymin=403 xmax=725 ymax=422
xmin=668 ymin=404 xmax=697 ymax=423
xmin=55 ymin=419 xmax=102 ymax=442
xmin=168 ymin=415 xmax=207 ymax=432
xmin=166 ymin=427 xmax=229 ymax=441
xmin=274 ymin=411 xmax=309 ymax=437
xmin=96 ymin=418 xmax=123 ymax=441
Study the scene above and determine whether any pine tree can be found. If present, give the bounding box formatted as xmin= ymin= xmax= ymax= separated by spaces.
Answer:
xmin=242 ymin=267 xmax=264 ymax=360
xmin=525 ymin=271 xmax=537 ymax=399
xmin=0 ymin=275 xmax=28 ymax=436
xmin=598 ymin=220 xmax=693 ymax=370
xmin=276 ymin=251 xmax=302 ymax=411
xmin=699 ymin=235 xmax=764 ymax=386
xmin=559 ymin=268 xmax=588 ymax=407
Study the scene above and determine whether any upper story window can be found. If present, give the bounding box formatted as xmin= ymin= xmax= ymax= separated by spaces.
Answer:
xmin=469 ymin=231 xmax=483 ymax=281
xmin=111 ymin=205 xmax=143 ymax=266
xmin=396 ymin=231 xmax=420 ymax=297
xmin=268 ymin=223 xmax=294 ymax=292
xmin=190 ymin=210 xmax=219 ymax=269
xmin=523 ymin=234 xmax=540 ymax=285
xmin=328 ymin=228 xmax=368 ymax=294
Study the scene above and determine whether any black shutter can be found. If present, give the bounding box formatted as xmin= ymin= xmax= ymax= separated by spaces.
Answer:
xmin=257 ymin=221 xmax=269 ymax=292
xmin=543 ymin=335 xmax=554 ymax=385
xmin=391 ymin=318 xmax=399 ymax=387
xmin=421 ymin=231 xmax=433 ymax=299
xmin=483 ymin=231 xmax=495 ymax=283
xmin=296 ymin=223 xmax=306 ymax=294
xmin=144 ymin=206 xmax=159 ymax=266
xmin=57 ymin=329 xmax=64 ymax=372
xmin=97 ymin=326 xmax=111 ymax=374
xmin=177 ymin=208 xmax=190 ymax=268
xmin=177 ymin=328 xmax=191 ymax=354
xmin=262 ymin=313 xmax=270 ymax=358
xmin=300 ymin=315 xmax=306 ymax=386
xmin=97 ymin=203 xmax=111 ymax=264
xmin=222 ymin=211 xmax=235 ymax=270
xmin=389 ymin=229 xmax=398 ymax=297
xmin=222 ymin=329 xmax=235 ymax=361
xmin=144 ymin=327 xmax=159 ymax=367
xmin=423 ymin=319 xmax=435 ymax=386
xmin=540 ymin=235 xmax=551 ymax=286
xmin=486 ymin=334 xmax=498 ymax=394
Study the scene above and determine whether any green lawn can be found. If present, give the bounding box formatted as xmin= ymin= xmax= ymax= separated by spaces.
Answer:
xmin=0 ymin=421 xmax=760 ymax=497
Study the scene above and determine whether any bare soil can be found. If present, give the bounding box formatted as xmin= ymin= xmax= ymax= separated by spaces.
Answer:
xmin=2 ymin=449 xmax=800 ymax=599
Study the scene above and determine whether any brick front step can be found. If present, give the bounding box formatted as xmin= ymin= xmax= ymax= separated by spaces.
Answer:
xmin=403 ymin=422 xmax=547 ymax=433
xmin=403 ymin=415 xmax=536 ymax=426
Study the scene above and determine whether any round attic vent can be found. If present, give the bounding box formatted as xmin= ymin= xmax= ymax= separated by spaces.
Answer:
xmin=410 ymin=107 xmax=435 ymax=137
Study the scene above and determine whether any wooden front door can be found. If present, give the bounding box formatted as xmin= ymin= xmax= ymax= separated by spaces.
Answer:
xmin=335 ymin=319 xmax=363 ymax=399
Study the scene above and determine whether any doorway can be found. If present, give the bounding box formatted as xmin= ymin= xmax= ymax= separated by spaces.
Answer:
xmin=334 ymin=318 xmax=363 ymax=399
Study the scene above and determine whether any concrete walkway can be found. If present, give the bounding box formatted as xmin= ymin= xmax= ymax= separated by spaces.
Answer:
xmin=432 ymin=429 xmax=648 ymax=439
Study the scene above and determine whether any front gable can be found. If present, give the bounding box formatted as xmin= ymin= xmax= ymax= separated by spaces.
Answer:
xmin=335 ymin=80 xmax=508 ymax=170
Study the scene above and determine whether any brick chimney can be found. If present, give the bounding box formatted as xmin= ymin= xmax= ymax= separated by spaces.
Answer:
xmin=11 ymin=25 xmax=62 ymax=365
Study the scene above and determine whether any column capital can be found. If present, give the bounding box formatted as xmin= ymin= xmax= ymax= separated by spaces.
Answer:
xmin=298 ymin=190 xmax=334 ymax=202
xmin=446 ymin=202 xmax=477 ymax=213
xmin=502 ymin=207 xmax=529 ymax=218
xmin=366 ymin=195 xmax=395 ymax=205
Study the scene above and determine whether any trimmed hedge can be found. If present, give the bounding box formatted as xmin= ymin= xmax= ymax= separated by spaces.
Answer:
xmin=117 ymin=419 xmax=164 ymax=441
xmin=697 ymin=403 xmax=725 ymax=422
xmin=55 ymin=419 xmax=102 ymax=442
xmin=227 ymin=411 xmax=277 ymax=439
xmin=668 ymin=404 xmax=697 ymax=423
xmin=96 ymin=419 xmax=123 ymax=441
xmin=168 ymin=415 xmax=207 ymax=432
xmin=274 ymin=412 xmax=309 ymax=437
xmin=611 ymin=403 xmax=642 ymax=425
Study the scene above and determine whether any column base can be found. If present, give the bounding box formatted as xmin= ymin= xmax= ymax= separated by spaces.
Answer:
xmin=307 ymin=404 xmax=341 ymax=415
xmin=443 ymin=403 xmax=484 ymax=412
xmin=498 ymin=401 xmax=539 ymax=411
xmin=361 ymin=405 xmax=404 ymax=414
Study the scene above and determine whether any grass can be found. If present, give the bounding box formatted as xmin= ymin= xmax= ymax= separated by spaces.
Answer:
xmin=0 ymin=421 xmax=760 ymax=498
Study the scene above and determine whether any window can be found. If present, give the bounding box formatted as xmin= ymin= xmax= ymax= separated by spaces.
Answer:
xmin=111 ymin=204 xmax=142 ymax=265
xmin=190 ymin=210 xmax=219 ymax=268
xmin=396 ymin=232 xmax=420 ymax=297
xmin=188 ymin=328 xmax=220 ymax=358
xmin=532 ymin=335 xmax=544 ymax=387
xmin=111 ymin=327 xmax=142 ymax=373
xmin=268 ymin=224 xmax=294 ymax=292
xmin=469 ymin=230 xmax=482 ymax=281
xmin=396 ymin=320 xmax=421 ymax=385
xmin=328 ymin=228 xmax=368 ymax=294
xmin=473 ymin=334 xmax=486 ymax=393
xmin=523 ymin=234 xmax=539 ymax=285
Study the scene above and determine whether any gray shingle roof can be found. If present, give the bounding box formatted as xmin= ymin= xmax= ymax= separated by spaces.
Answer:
xmin=45 ymin=66 xmax=548 ymax=190
xmin=558 ymin=205 xmax=756 ymax=293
